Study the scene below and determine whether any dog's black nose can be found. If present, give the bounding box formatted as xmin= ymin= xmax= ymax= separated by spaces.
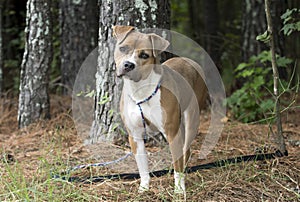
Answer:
xmin=123 ymin=61 xmax=135 ymax=72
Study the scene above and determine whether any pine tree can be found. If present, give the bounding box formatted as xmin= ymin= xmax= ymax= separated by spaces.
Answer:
xmin=59 ymin=0 xmax=98 ymax=95
xmin=18 ymin=0 xmax=52 ymax=128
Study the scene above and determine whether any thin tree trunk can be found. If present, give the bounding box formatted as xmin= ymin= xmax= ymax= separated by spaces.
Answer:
xmin=188 ymin=0 xmax=203 ymax=45
xmin=89 ymin=0 xmax=170 ymax=143
xmin=203 ymin=0 xmax=221 ymax=70
xmin=264 ymin=0 xmax=287 ymax=155
xmin=59 ymin=0 xmax=98 ymax=95
xmin=18 ymin=0 xmax=52 ymax=128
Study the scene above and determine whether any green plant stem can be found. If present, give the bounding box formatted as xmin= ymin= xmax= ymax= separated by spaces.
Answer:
xmin=264 ymin=0 xmax=287 ymax=154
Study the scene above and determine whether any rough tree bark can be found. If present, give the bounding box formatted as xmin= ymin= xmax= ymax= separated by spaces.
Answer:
xmin=18 ymin=0 xmax=52 ymax=128
xmin=264 ymin=0 xmax=287 ymax=155
xmin=242 ymin=0 xmax=268 ymax=62
xmin=89 ymin=0 xmax=170 ymax=142
xmin=59 ymin=0 xmax=98 ymax=95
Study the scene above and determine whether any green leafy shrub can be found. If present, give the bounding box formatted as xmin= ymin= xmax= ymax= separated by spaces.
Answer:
xmin=226 ymin=51 xmax=293 ymax=123
xmin=281 ymin=8 xmax=300 ymax=36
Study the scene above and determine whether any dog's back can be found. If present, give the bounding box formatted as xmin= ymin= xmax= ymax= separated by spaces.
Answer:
xmin=162 ymin=57 xmax=207 ymax=110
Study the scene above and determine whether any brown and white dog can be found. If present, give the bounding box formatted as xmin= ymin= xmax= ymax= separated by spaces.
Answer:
xmin=113 ymin=25 xmax=207 ymax=195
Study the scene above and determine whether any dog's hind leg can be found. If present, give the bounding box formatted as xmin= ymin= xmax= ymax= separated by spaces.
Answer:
xmin=167 ymin=123 xmax=186 ymax=196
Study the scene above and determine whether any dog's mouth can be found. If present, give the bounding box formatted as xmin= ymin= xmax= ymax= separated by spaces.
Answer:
xmin=117 ymin=73 xmax=125 ymax=78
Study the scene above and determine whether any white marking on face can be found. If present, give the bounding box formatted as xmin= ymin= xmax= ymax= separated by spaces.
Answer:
xmin=126 ymin=50 xmax=137 ymax=66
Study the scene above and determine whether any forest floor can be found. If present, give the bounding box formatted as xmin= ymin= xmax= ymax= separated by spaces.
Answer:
xmin=0 ymin=94 xmax=299 ymax=201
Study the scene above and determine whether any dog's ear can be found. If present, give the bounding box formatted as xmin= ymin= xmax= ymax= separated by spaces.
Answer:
xmin=149 ymin=34 xmax=170 ymax=58
xmin=112 ymin=25 xmax=135 ymax=44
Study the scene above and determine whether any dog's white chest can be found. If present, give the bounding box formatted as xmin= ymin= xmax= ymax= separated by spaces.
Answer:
xmin=124 ymin=88 xmax=164 ymax=134
xmin=122 ymin=72 xmax=165 ymax=136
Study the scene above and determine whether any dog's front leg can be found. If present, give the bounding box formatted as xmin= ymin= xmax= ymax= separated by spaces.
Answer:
xmin=136 ymin=139 xmax=150 ymax=192
xmin=129 ymin=135 xmax=150 ymax=192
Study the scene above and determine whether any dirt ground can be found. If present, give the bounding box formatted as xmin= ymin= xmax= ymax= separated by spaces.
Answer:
xmin=0 ymin=94 xmax=299 ymax=201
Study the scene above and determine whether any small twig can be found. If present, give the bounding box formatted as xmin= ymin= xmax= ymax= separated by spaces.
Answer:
xmin=281 ymin=172 xmax=299 ymax=185
xmin=274 ymin=180 xmax=300 ymax=198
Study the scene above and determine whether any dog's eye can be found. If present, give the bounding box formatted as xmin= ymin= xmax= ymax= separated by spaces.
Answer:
xmin=119 ymin=46 xmax=128 ymax=53
xmin=139 ymin=52 xmax=149 ymax=59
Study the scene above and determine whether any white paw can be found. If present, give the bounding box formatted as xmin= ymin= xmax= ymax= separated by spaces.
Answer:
xmin=174 ymin=185 xmax=185 ymax=194
xmin=174 ymin=171 xmax=186 ymax=196
xmin=138 ymin=184 xmax=149 ymax=193
xmin=174 ymin=185 xmax=186 ymax=201
xmin=138 ymin=175 xmax=150 ymax=193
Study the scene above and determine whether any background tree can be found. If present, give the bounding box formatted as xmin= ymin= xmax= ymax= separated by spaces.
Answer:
xmin=187 ymin=0 xmax=202 ymax=44
xmin=89 ymin=0 xmax=170 ymax=142
xmin=187 ymin=0 xmax=223 ymax=71
xmin=203 ymin=0 xmax=221 ymax=70
xmin=239 ymin=0 xmax=288 ymax=91
xmin=242 ymin=0 xmax=287 ymax=61
xmin=18 ymin=0 xmax=52 ymax=128
xmin=59 ymin=0 xmax=98 ymax=95
xmin=2 ymin=0 xmax=26 ymax=91
xmin=241 ymin=0 xmax=267 ymax=62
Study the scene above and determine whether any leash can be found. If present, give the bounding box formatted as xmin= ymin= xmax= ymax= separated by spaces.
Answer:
xmin=135 ymin=81 xmax=161 ymax=140
xmin=53 ymin=81 xmax=288 ymax=183
xmin=52 ymin=82 xmax=163 ymax=181
xmin=51 ymin=152 xmax=133 ymax=179
xmin=52 ymin=149 xmax=287 ymax=183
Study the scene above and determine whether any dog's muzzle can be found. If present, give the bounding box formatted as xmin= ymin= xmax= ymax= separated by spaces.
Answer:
xmin=117 ymin=61 xmax=135 ymax=77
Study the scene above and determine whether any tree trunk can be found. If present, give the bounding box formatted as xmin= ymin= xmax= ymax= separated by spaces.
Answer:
xmin=265 ymin=0 xmax=287 ymax=156
xmin=187 ymin=0 xmax=221 ymax=70
xmin=242 ymin=0 xmax=287 ymax=62
xmin=188 ymin=0 xmax=203 ymax=45
xmin=89 ymin=0 xmax=170 ymax=143
xmin=239 ymin=0 xmax=288 ymax=89
xmin=270 ymin=0 xmax=288 ymax=79
xmin=203 ymin=0 xmax=221 ymax=70
xmin=241 ymin=0 xmax=267 ymax=62
xmin=59 ymin=0 xmax=98 ymax=95
xmin=18 ymin=0 xmax=52 ymax=128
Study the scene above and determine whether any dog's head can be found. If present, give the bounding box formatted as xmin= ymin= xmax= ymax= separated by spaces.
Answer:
xmin=113 ymin=25 xmax=169 ymax=82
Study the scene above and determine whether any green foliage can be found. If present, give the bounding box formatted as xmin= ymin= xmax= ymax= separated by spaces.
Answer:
xmin=76 ymin=88 xmax=95 ymax=98
xmin=170 ymin=0 xmax=190 ymax=34
xmin=281 ymin=8 xmax=300 ymax=36
xmin=256 ymin=31 xmax=270 ymax=43
xmin=98 ymin=92 xmax=110 ymax=105
xmin=227 ymin=51 xmax=293 ymax=123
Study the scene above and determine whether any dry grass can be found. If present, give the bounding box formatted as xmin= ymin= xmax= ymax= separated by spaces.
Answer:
xmin=0 ymin=94 xmax=299 ymax=201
